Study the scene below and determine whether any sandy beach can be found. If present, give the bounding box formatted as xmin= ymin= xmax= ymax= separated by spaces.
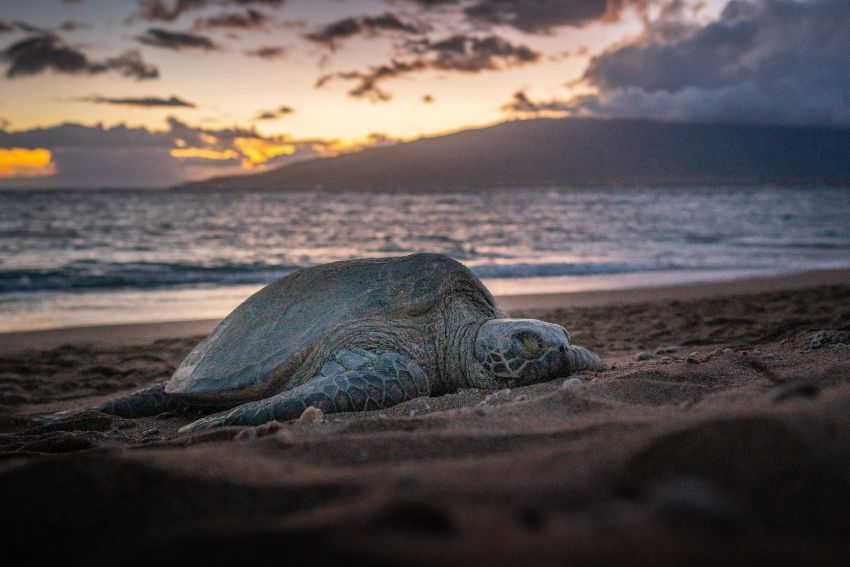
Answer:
xmin=2 ymin=271 xmax=849 ymax=565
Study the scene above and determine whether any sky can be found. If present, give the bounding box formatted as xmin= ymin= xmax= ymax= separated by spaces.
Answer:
xmin=0 ymin=0 xmax=848 ymax=188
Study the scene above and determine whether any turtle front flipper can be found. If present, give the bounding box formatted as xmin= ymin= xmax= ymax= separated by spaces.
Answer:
xmin=34 ymin=383 xmax=185 ymax=425
xmin=180 ymin=352 xmax=430 ymax=432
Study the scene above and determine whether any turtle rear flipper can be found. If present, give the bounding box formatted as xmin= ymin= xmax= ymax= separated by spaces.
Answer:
xmin=180 ymin=352 xmax=430 ymax=432
xmin=35 ymin=383 xmax=184 ymax=425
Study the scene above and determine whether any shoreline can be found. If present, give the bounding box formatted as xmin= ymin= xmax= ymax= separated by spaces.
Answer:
xmin=1 ymin=267 xmax=847 ymax=354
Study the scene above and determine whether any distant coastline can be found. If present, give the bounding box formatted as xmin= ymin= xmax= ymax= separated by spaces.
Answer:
xmin=176 ymin=117 xmax=850 ymax=191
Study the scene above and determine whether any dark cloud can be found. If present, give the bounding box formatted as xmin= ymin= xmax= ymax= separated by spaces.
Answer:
xmin=306 ymin=13 xmax=423 ymax=49
xmin=318 ymin=33 xmax=539 ymax=101
xmin=461 ymin=0 xmax=650 ymax=33
xmin=393 ymin=0 xmax=649 ymax=33
xmin=133 ymin=0 xmax=286 ymax=23
xmin=135 ymin=0 xmax=209 ymax=23
xmin=0 ymin=22 xmax=15 ymax=34
xmin=2 ymin=34 xmax=158 ymax=80
xmin=195 ymin=8 xmax=267 ymax=30
xmin=78 ymin=95 xmax=196 ymax=108
xmin=464 ymin=0 xmax=606 ymax=33
xmin=137 ymin=28 xmax=217 ymax=50
xmin=501 ymin=90 xmax=570 ymax=114
xmin=254 ymin=105 xmax=294 ymax=120
xmin=244 ymin=45 xmax=286 ymax=59
xmin=399 ymin=0 xmax=458 ymax=5
xmin=57 ymin=20 xmax=91 ymax=32
xmin=573 ymin=0 xmax=850 ymax=126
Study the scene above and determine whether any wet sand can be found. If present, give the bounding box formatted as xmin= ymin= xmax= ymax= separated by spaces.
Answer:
xmin=1 ymin=272 xmax=849 ymax=565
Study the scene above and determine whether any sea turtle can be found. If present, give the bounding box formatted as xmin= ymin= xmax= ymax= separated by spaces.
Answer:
xmin=44 ymin=254 xmax=602 ymax=431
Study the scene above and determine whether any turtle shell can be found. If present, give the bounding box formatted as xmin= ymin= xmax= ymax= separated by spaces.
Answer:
xmin=165 ymin=253 xmax=497 ymax=401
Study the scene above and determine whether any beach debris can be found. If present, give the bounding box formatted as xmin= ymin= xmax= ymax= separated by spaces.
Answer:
xmin=655 ymin=345 xmax=681 ymax=355
xmin=561 ymin=377 xmax=582 ymax=389
xmin=810 ymin=329 xmax=850 ymax=349
xmin=141 ymin=427 xmax=160 ymax=438
xmin=479 ymin=388 xmax=512 ymax=407
xmin=234 ymin=420 xmax=283 ymax=441
xmin=686 ymin=352 xmax=700 ymax=364
xmin=296 ymin=406 xmax=324 ymax=425
xmin=635 ymin=351 xmax=654 ymax=361
xmin=408 ymin=409 xmax=417 ymax=417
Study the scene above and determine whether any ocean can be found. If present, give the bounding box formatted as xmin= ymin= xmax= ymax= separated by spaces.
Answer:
xmin=1 ymin=186 xmax=849 ymax=332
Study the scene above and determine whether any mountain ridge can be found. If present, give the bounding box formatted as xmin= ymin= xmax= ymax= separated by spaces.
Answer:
xmin=176 ymin=117 xmax=850 ymax=190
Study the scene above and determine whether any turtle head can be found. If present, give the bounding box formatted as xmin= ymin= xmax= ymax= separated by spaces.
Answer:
xmin=473 ymin=319 xmax=602 ymax=387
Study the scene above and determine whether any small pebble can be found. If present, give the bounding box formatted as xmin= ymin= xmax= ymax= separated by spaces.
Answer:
xmin=561 ymin=377 xmax=582 ymax=389
xmin=408 ymin=409 xmax=417 ymax=417
xmin=480 ymin=388 xmax=512 ymax=406
xmin=235 ymin=420 xmax=283 ymax=441
xmin=296 ymin=406 xmax=324 ymax=425
xmin=635 ymin=351 xmax=653 ymax=361
xmin=686 ymin=352 xmax=700 ymax=364
xmin=811 ymin=329 xmax=850 ymax=349
xmin=141 ymin=427 xmax=160 ymax=437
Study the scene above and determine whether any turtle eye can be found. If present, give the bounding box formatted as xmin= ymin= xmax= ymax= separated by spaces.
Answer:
xmin=514 ymin=331 xmax=545 ymax=359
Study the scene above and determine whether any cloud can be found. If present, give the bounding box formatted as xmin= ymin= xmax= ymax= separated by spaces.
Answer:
xmin=137 ymin=27 xmax=217 ymax=50
xmin=244 ymin=45 xmax=286 ymax=59
xmin=306 ymin=13 xmax=423 ymax=49
xmin=195 ymin=8 xmax=267 ymax=30
xmin=57 ymin=20 xmax=90 ymax=32
xmin=2 ymin=33 xmax=158 ymax=80
xmin=77 ymin=95 xmax=196 ymax=108
xmin=501 ymin=90 xmax=570 ymax=114
xmin=318 ymin=33 xmax=540 ymax=101
xmin=133 ymin=0 xmax=287 ymax=23
xmin=0 ymin=22 xmax=15 ymax=34
xmin=0 ymin=148 xmax=55 ymax=178
xmin=393 ymin=0 xmax=650 ymax=33
xmin=570 ymin=0 xmax=850 ymax=126
xmin=0 ymin=116 xmax=385 ymax=188
xmin=254 ymin=105 xmax=294 ymax=120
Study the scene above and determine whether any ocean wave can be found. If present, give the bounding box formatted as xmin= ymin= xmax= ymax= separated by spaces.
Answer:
xmin=0 ymin=259 xmax=707 ymax=294
xmin=3 ymin=255 xmax=795 ymax=295
xmin=0 ymin=262 xmax=303 ymax=294
xmin=469 ymin=262 xmax=690 ymax=279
